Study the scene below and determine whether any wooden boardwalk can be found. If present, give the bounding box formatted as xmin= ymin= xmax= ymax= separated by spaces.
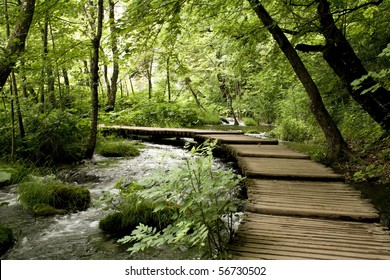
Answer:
xmin=100 ymin=125 xmax=390 ymax=259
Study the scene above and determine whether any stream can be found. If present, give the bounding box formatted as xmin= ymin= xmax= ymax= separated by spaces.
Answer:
xmin=0 ymin=142 xmax=237 ymax=260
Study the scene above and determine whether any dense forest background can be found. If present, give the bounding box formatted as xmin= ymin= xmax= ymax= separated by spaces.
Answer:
xmin=1 ymin=0 xmax=389 ymax=172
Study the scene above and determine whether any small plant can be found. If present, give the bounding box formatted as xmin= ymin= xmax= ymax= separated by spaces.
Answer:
xmin=117 ymin=141 xmax=244 ymax=259
xmin=352 ymin=164 xmax=385 ymax=183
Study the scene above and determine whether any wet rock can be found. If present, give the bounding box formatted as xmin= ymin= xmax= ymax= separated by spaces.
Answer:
xmin=32 ymin=204 xmax=67 ymax=217
xmin=56 ymin=170 xmax=100 ymax=184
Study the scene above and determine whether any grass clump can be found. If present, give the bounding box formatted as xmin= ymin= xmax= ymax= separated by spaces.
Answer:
xmin=0 ymin=161 xmax=38 ymax=188
xmin=96 ymin=137 xmax=143 ymax=157
xmin=0 ymin=224 xmax=14 ymax=256
xmin=18 ymin=181 xmax=91 ymax=215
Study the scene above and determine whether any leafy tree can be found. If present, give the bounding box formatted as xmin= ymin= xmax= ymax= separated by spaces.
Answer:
xmin=247 ymin=0 xmax=350 ymax=160
xmin=85 ymin=0 xmax=104 ymax=159
xmin=0 ymin=0 xmax=36 ymax=90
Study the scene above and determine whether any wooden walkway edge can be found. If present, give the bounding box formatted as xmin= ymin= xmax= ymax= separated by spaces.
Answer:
xmin=100 ymin=125 xmax=390 ymax=259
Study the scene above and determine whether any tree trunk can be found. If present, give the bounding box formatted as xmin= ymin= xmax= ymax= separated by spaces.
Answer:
xmin=217 ymin=73 xmax=239 ymax=125
xmin=184 ymin=77 xmax=205 ymax=110
xmin=316 ymin=0 xmax=390 ymax=131
xmin=106 ymin=0 xmax=119 ymax=111
xmin=0 ymin=0 xmax=36 ymax=90
xmin=247 ymin=0 xmax=350 ymax=161
xmin=166 ymin=56 xmax=171 ymax=101
xmin=85 ymin=0 xmax=104 ymax=159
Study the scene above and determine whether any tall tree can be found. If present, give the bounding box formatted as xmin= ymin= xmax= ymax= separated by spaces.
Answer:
xmin=85 ymin=0 xmax=104 ymax=159
xmin=247 ymin=0 xmax=350 ymax=160
xmin=106 ymin=0 xmax=119 ymax=111
xmin=0 ymin=0 xmax=36 ymax=90
xmin=294 ymin=0 xmax=390 ymax=131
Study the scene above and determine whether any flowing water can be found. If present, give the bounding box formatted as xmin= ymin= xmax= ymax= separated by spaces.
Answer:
xmin=1 ymin=142 xmax=237 ymax=260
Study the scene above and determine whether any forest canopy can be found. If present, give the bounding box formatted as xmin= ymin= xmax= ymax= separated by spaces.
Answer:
xmin=0 ymin=0 xmax=389 ymax=164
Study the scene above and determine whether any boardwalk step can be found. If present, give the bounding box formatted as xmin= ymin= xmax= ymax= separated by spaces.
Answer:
xmin=245 ymin=180 xmax=379 ymax=222
xmin=238 ymin=157 xmax=345 ymax=181
xmin=230 ymin=213 xmax=390 ymax=260
xmin=194 ymin=134 xmax=279 ymax=145
xmin=224 ymin=144 xmax=311 ymax=159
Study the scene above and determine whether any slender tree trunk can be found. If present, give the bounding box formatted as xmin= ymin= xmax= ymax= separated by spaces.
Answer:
xmin=184 ymin=77 xmax=205 ymax=110
xmin=106 ymin=0 xmax=119 ymax=111
xmin=217 ymin=73 xmax=239 ymax=125
xmin=247 ymin=0 xmax=350 ymax=160
xmin=42 ymin=16 xmax=56 ymax=107
xmin=11 ymin=71 xmax=25 ymax=139
xmin=0 ymin=0 xmax=36 ymax=90
xmin=85 ymin=0 xmax=104 ymax=159
xmin=129 ymin=73 xmax=135 ymax=95
xmin=315 ymin=0 xmax=390 ymax=131
xmin=83 ymin=60 xmax=90 ymax=87
xmin=103 ymin=63 xmax=111 ymax=99
xmin=166 ymin=56 xmax=171 ymax=102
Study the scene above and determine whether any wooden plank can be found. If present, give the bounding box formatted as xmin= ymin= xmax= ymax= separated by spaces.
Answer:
xmin=230 ymin=213 xmax=390 ymax=260
xmin=238 ymin=157 xmax=345 ymax=181
xmin=194 ymin=134 xmax=279 ymax=145
xmin=224 ymin=144 xmax=310 ymax=159
xmin=244 ymin=179 xmax=379 ymax=221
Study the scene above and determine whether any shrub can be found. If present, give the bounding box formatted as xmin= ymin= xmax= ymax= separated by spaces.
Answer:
xmin=273 ymin=118 xmax=312 ymax=142
xmin=117 ymin=141 xmax=244 ymax=259
xmin=0 ymin=224 xmax=14 ymax=256
xmin=18 ymin=181 xmax=91 ymax=213
xmin=0 ymin=161 xmax=39 ymax=188
xmin=242 ymin=117 xmax=258 ymax=127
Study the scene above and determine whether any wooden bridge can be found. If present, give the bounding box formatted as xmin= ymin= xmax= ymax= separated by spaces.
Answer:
xmin=100 ymin=125 xmax=390 ymax=259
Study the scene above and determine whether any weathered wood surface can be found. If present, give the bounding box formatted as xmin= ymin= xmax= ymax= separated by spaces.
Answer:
xmin=245 ymin=179 xmax=379 ymax=222
xmin=237 ymin=157 xmax=345 ymax=181
xmin=99 ymin=124 xmax=245 ymax=138
xmin=194 ymin=134 xmax=279 ymax=145
xmin=230 ymin=213 xmax=390 ymax=260
xmin=224 ymin=144 xmax=310 ymax=159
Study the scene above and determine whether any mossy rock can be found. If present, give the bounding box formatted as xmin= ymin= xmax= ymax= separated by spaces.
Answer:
xmin=0 ymin=224 xmax=14 ymax=256
xmin=99 ymin=204 xmax=177 ymax=236
xmin=0 ymin=171 xmax=12 ymax=188
xmin=32 ymin=204 xmax=67 ymax=217
xmin=51 ymin=185 xmax=91 ymax=211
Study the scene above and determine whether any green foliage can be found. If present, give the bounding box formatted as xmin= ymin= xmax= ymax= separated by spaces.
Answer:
xmin=101 ymin=97 xmax=220 ymax=128
xmin=353 ymin=165 xmax=385 ymax=183
xmin=242 ymin=117 xmax=257 ymax=127
xmin=0 ymin=161 xmax=39 ymax=187
xmin=18 ymin=181 xmax=91 ymax=212
xmin=96 ymin=136 xmax=143 ymax=157
xmin=273 ymin=118 xmax=312 ymax=142
xmin=98 ymin=182 xmax=177 ymax=236
xmin=0 ymin=171 xmax=11 ymax=188
xmin=0 ymin=224 xmax=14 ymax=256
xmin=117 ymin=141 xmax=244 ymax=259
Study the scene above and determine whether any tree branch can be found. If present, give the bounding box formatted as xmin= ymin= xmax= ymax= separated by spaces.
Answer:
xmin=295 ymin=43 xmax=325 ymax=53
xmin=334 ymin=0 xmax=383 ymax=16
